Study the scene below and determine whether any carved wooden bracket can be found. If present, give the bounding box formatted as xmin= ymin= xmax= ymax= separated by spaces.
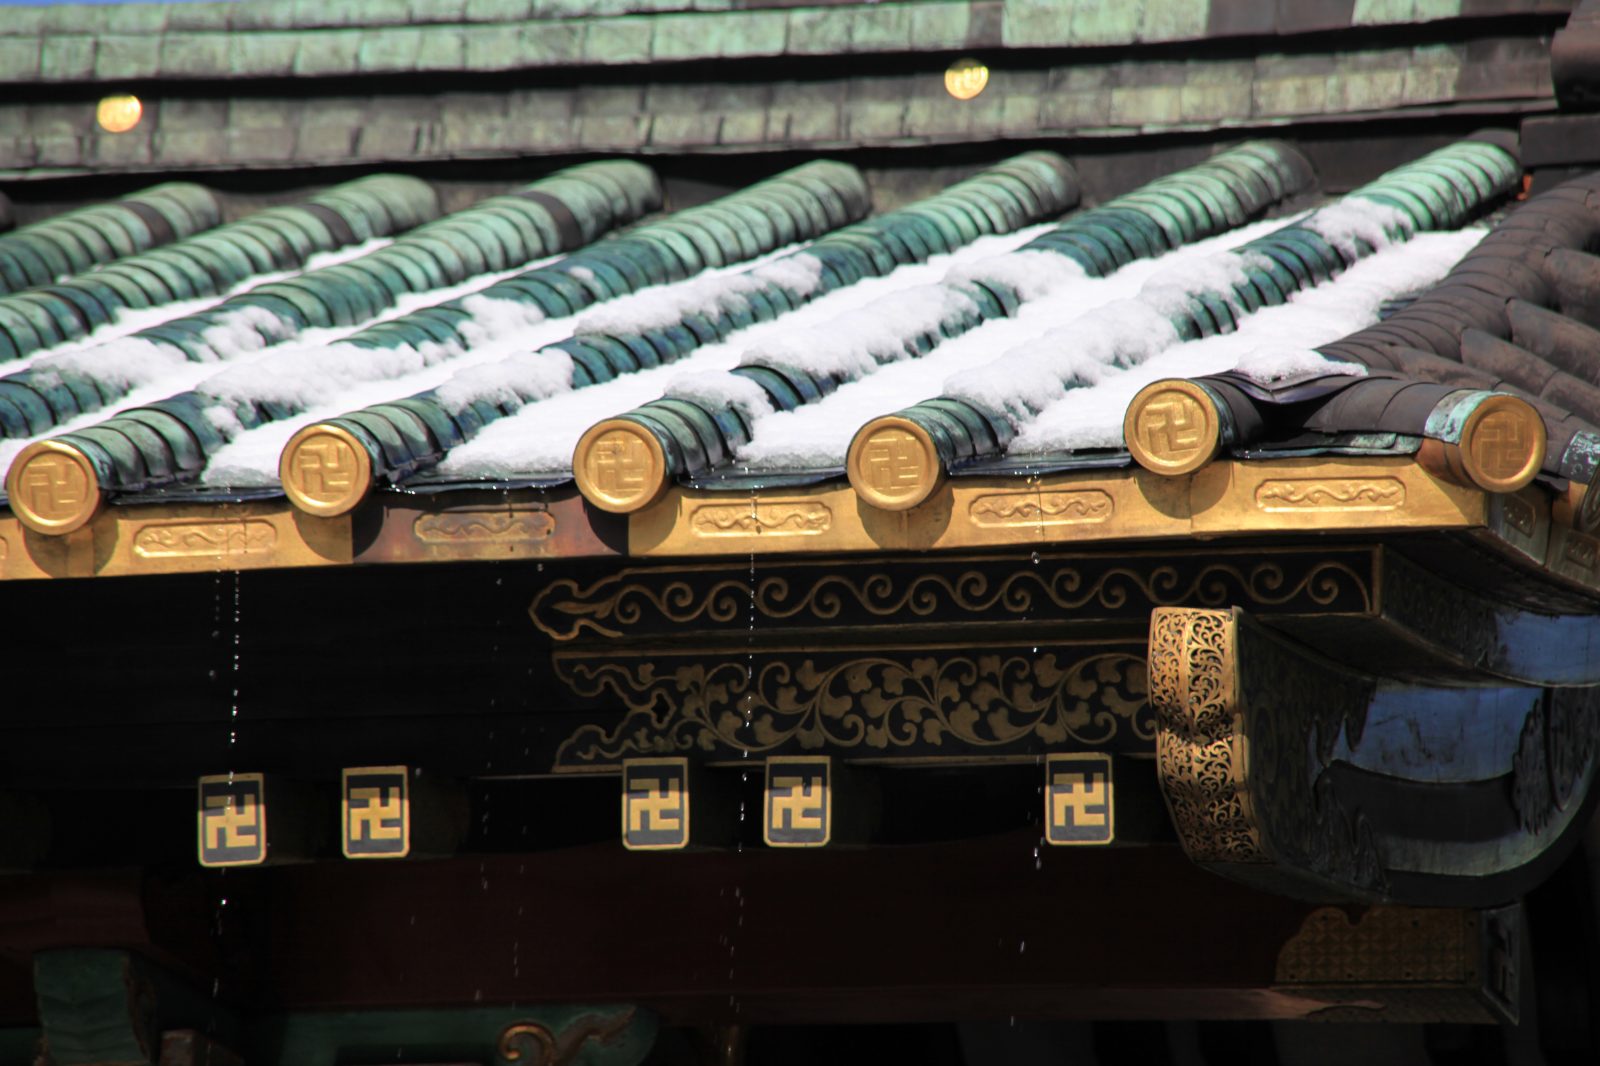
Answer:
xmin=1149 ymin=606 xmax=1600 ymax=905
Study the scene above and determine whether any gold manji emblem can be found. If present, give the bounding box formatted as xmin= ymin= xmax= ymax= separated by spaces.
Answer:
xmin=1045 ymin=753 xmax=1114 ymax=846
xmin=280 ymin=424 xmax=372 ymax=517
xmin=1459 ymin=395 xmax=1545 ymax=493
xmin=6 ymin=440 xmax=102 ymax=534
xmin=622 ymin=758 xmax=689 ymax=850
xmin=847 ymin=416 xmax=941 ymax=511
xmin=1123 ymin=379 xmax=1221 ymax=477
xmin=764 ymin=756 xmax=830 ymax=847
xmin=343 ymin=766 xmax=410 ymax=859
xmin=197 ymin=773 xmax=267 ymax=867
xmin=575 ymin=421 xmax=668 ymax=513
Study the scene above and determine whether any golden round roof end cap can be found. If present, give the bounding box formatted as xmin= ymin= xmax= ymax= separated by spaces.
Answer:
xmin=6 ymin=440 xmax=102 ymax=535
xmin=280 ymin=424 xmax=373 ymax=518
xmin=1459 ymin=395 xmax=1547 ymax=494
xmin=847 ymin=416 xmax=943 ymax=512
xmin=1123 ymin=379 xmax=1222 ymax=477
xmin=574 ymin=419 xmax=669 ymax=514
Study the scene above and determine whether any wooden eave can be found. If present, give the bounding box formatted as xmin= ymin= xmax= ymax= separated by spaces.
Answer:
xmin=1 ymin=454 xmax=1588 ymax=604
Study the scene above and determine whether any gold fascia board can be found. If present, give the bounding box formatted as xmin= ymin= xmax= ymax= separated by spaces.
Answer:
xmin=631 ymin=458 xmax=1490 ymax=557
xmin=0 ymin=499 xmax=350 ymax=581
xmin=353 ymin=489 xmax=622 ymax=565
xmin=0 ymin=457 xmax=1495 ymax=581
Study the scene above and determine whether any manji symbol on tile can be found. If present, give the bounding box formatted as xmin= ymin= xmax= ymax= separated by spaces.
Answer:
xmin=1045 ymin=753 xmax=1114 ymax=846
xmin=765 ymin=756 xmax=830 ymax=847
xmin=197 ymin=774 xmax=267 ymax=867
xmin=622 ymin=758 xmax=689 ymax=851
xmin=343 ymin=766 xmax=410 ymax=859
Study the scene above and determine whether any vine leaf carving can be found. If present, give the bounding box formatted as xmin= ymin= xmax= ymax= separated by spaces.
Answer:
xmin=529 ymin=558 xmax=1373 ymax=641
xmin=552 ymin=651 xmax=1150 ymax=768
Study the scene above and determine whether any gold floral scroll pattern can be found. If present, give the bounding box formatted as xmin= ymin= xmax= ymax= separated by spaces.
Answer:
xmin=689 ymin=502 xmax=832 ymax=536
xmin=414 ymin=511 xmax=553 ymax=544
xmin=131 ymin=519 xmax=276 ymax=558
xmin=551 ymin=651 xmax=1150 ymax=767
xmin=1149 ymin=608 xmax=1262 ymax=864
xmin=530 ymin=557 xmax=1373 ymax=641
xmin=1254 ymin=479 xmax=1404 ymax=511
xmin=1152 ymin=607 xmax=1383 ymax=894
xmin=968 ymin=490 xmax=1113 ymax=527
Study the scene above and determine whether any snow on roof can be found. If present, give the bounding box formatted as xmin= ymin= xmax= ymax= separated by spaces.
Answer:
xmin=0 ymin=141 xmax=1526 ymax=521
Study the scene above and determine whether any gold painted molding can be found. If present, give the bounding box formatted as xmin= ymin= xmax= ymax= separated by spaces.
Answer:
xmin=0 ymin=456 xmax=1515 ymax=581
xmin=0 ymin=500 xmax=349 ymax=580
xmin=633 ymin=457 xmax=1487 ymax=556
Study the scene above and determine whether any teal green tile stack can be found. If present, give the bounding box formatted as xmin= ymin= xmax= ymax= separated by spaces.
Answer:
xmin=0 ymin=175 xmax=434 ymax=370
xmin=0 ymin=163 xmax=655 ymax=444
xmin=132 ymin=162 xmax=656 ymax=355
xmin=875 ymin=137 xmax=1520 ymax=473
xmin=314 ymin=152 xmax=1077 ymax=489
xmin=340 ymin=159 xmax=868 ymax=352
xmin=27 ymin=160 xmax=863 ymax=496
xmin=0 ymin=183 xmax=220 ymax=298
xmin=602 ymin=142 xmax=1314 ymax=485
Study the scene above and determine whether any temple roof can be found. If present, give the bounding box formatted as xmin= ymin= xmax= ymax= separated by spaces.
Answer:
xmin=0 ymin=0 xmax=1568 ymax=180
xmin=0 ymin=129 xmax=1596 ymax=607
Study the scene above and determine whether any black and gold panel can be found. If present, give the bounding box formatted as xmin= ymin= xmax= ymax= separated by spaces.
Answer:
xmin=529 ymin=549 xmax=1377 ymax=642
xmin=764 ymin=756 xmax=830 ymax=847
xmin=621 ymin=758 xmax=690 ymax=851
xmin=197 ymin=773 xmax=266 ymax=867
xmin=342 ymin=766 xmax=409 ymax=859
xmin=1045 ymin=753 xmax=1114 ymax=846
xmin=553 ymin=644 xmax=1152 ymax=771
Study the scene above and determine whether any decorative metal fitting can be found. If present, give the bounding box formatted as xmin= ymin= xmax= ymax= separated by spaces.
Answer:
xmin=6 ymin=439 xmax=102 ymax=535
xmin=846 ymin=415 xmax=943 ymax=511
xmin=1123 ymin=379 xmax=1223 ymax=477
xmin=573 ymin=419 xmax=669 ymax=514
xmin=279 ymin=423 xmax=373 ymax=518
